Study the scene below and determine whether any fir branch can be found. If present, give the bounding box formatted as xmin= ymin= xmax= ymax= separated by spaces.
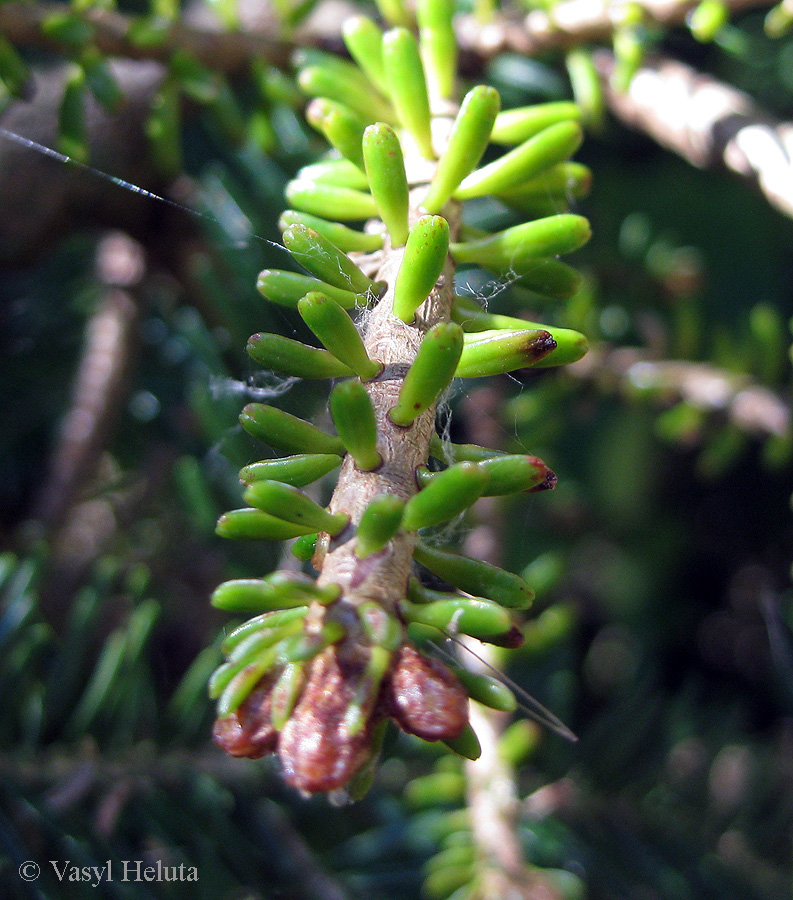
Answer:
xmin=459 ymin=387 xmax=565 ymax=900
xmin=594 ymin=50 xmax=793 ymax=220
xmin=0 ymin=1 xmax=292 ymax=74
xmin=31 ymin=233 xmax=144 ymax=531
xmin=316 ymin=191 xmax=461 ymax=628
xmin=210 ymin=16 xmax=589 ymax=795
xmin=455 ymin=0 xmax=774 ymax=57
xmin=573 ymin=345 xmax=791 ymax=437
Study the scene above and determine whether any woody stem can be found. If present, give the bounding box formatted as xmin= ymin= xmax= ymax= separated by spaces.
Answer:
xmin=315 ymin=190 xmax=461 ymax=645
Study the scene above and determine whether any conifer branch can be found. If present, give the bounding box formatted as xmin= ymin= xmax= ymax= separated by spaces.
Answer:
xmin=458 ymin=387 xmax=565 ymax=900
xmin=210 ymin=14 xmax=589 ymax=795
xmin=594 ymin=51 xmax=793 ymax=220
xmin=573 ymin=345 xmax=791 ymax=437
xmin=31 ymin=233 xmax=144 ymax=530
xmin=317 ymin=190 xmax=460 ymax=627
xmin=0 ymin=1 xmax=292 ymax=74
xmin=455 ymin=0 xmax=773 ymax=57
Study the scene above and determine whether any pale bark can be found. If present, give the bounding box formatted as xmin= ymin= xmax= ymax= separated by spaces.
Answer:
xmin=32 ymin=233 xmax=144 ymax=529
xmin=573 ymin=345 xmax=791 ymax=437
xmin=0 ymin=1 xmax=291 ymax=74
xmin=456 ymin=0 xmax=773 ymax=57
xmin=317 ymin=191 xmax=460 ymax=643
xmin=460 ymin=388 xmax=566 ymax=900
xmin=595 ymin=51 xmax=793 ymax=220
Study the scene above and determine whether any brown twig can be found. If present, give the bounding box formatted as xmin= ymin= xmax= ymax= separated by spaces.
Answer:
xmin=317 ymin=197 xmax=461 ymax=614
xmin=1 ymin=0 xmax=774 ymax=79
xmin=460 ymin=388 xmax=565 ymax=900
xmin=594 ymin=50 xmax=793 ymax=220
xmin=0 ymin=1 xmax=292 ymax=75
xmin=31 ymin=233 xmax=144 ymax=531
xmin=572 ymin=343 xmax=791 ymax=437
xmin=1 ymin=746 xmax=354 ymax=900
xmin=455 ymin=0 xmax=773 ymax=58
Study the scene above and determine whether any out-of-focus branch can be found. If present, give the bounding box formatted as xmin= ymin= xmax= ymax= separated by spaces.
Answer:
xmin=2 ymin=0 xmax=776 ymax=78
xmin=594 ymin=50 xmax=793 ymax=219
xmin=572 ymin=344 xmax=791 ymax=437
xmin=456 ymin=4 xmax=793 ymax=220
xmin=31 ymin=232 xmax=144 ymax=531
xmin=456 ymin=0 xmax=773 ymax=57
xmin=0 ymin=1 xmax=292 ymax=74
xmin=2 ymin=747 xmax=354 ymax=900
xmin=460 ymin=388 xmax=565 ymax=900
xmin=3 ymin=0 xmax=791 ymax=256
xmin=0 ymin=61 xmax=168 ymax=263
xmin=257 ymin=801 xmax=354 ymax=900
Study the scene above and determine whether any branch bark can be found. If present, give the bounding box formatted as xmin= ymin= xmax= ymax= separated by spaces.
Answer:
xmin=460 ymin=388 xmax=565 ymax=900
xmin=455 ymin=0 xmax=773 ymax=57
xmin=317 ymin=202 xmax=459 ymax=622
xmin=572 ymin=343 xmax=791 ymax=437
xmin=0 ymin=1 xmax=292 ymax=74
xmin=298 ymin=109 xmax=463 ymax=658
xmin=594 ymin=50 xmax=793 ymax=219
xmin=31 ymin=232 xmax=144 ymax=530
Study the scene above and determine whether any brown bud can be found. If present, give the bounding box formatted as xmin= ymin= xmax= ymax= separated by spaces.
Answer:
xmin=385 ymin=644 xmax=468 ymax=741
xmin=212 ymin=676 xmax=279 ymax=759
xmin=279 ymin=648 xmax=378 ymax=794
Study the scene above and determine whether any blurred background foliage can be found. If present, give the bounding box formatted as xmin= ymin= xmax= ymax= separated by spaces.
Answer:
xmin=0 ymin=0 xmax=792 ymax=897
